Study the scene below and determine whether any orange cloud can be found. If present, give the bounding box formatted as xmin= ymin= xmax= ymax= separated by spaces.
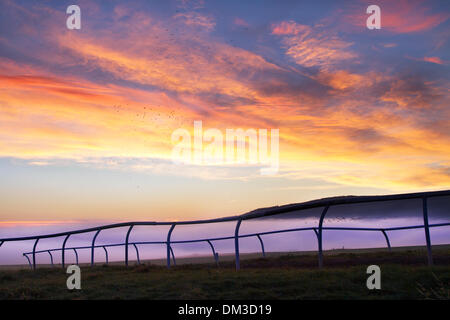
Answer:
xmin=315 ymin=70 xmax=382 ymax=90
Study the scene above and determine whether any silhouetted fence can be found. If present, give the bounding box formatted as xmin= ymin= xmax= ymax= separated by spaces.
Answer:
xmin=1 ymin=190 xmax=449 ymax=270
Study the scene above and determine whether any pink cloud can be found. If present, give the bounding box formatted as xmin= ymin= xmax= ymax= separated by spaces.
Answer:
xmin=271 ymin=21 xmax=356 ymax=69
xmin=271 ymin=21 xmax=310 ymax=35
xmin=407 ymin=55 xmax=448 ymax=65
xmin=174 ymin=11 xmax=215 ymax=31
xmin=422 ymin=56 xmax=447 ymax=65
xmin=234 ymin=17 xmax=249 ymax=27
xmin=343 ymin=0 xmax=448 ymax=33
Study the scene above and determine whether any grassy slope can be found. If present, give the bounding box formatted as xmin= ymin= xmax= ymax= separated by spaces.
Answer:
xmin=0 ymin=247 xmax=449 ymax=300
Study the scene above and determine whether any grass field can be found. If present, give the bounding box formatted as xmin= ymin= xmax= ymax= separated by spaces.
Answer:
xmin=0 ymin=246 xmax=449 ymax=300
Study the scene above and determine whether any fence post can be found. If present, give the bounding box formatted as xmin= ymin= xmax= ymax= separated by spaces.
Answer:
xmin=234 ymin=219 xmax=242 ymax=271
xmin=91 ymin=229 xmax=101 ymax=267
xmin=167 ymin=224 xmax=176 ymax=269
xmin=125 ymin=225 xmax=134 ymax=267
xmin=32 ymin=238 xmax=39 ymax=271
xmin=103 ymin=246 xmax=108 ymax=265
xmin=133 ymin=243 xmax=140 ymax=265
xmin=256 ymin=234 xmax=265 ymax=257
xmin=381 ymin=230 xmax=391 ymax=252
xmin=317 ymin=206 xmax=330 ymax=269
xmin=422 ymin=197 xmax=433 ymax=266
xmin=62 ymin=234 xmax=70 ymax=268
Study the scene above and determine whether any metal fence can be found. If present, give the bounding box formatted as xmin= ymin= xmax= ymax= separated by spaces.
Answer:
xmin=1 ymin=190 xmax=449 ymax=271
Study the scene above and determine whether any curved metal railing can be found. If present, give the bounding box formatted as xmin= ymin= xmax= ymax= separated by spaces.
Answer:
xmin=1 ymin=189 xmax=449 ymax=270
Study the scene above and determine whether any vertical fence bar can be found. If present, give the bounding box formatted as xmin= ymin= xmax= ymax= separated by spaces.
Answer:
xmin=73 ymin=248 xmax=79 ymax=265
xmin=170 ymin=246 xmax=176 ymax=266
xmin=61 ymin=234 xmax=70 ymax=269
xmin=32 ymin=238 xmax=39 ymax=270
xmin=24 ymin=254 xmax=32 ymax=269
xmin=313 ymin=228 xmax=319 ymax=239
xmin=133 ymin=243 xmax=140 ymax=265
xmin=103 ymin=246 xmax=108 ymax=265
xmin=167 ymin=224 xmax=176 ymax=269
xmin=234 ymin=218 xmax=242 ymax=271
xmin=317 ymin=206 xmax=330 ymax=269
xmin=125 ymin=225 xmax=134 ymax=267
xmin=381 ymin=230 xmax=391 ymax=252
xmin=0 ymin=241 xmax=3 ymax=265
xmin=91 ymin=230 xmax=101 ymax=267
xmin=215 ymin=252 xmax=219 ymax=264
xmin=206 ymin=240 xmax=218 ymax=265
xmin=256 ymin=234 xmax=265 ymax=257
xmin=47 ymin=250 xmax=54 ymax=267
xmin=422 ymin=197 xmax=433 ymax=266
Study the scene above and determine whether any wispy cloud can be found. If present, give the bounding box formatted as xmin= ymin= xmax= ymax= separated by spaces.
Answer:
xmin=174 ymin=12 xmax=216 ymax=31
xmin=407 ymin=56 xmax=449 ymax=65
xmin=271 ymin=21 xmax=357 ymax=69
xmin=342 ymin=0 xmax=448 ymax=33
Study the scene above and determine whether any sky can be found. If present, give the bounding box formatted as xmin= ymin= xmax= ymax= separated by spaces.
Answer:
xmin=0 ymin=0 xmax=449 ymax=226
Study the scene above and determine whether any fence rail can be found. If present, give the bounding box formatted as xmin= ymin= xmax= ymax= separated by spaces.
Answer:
xmin=1 ymin=189 xmax=449 ymax=270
